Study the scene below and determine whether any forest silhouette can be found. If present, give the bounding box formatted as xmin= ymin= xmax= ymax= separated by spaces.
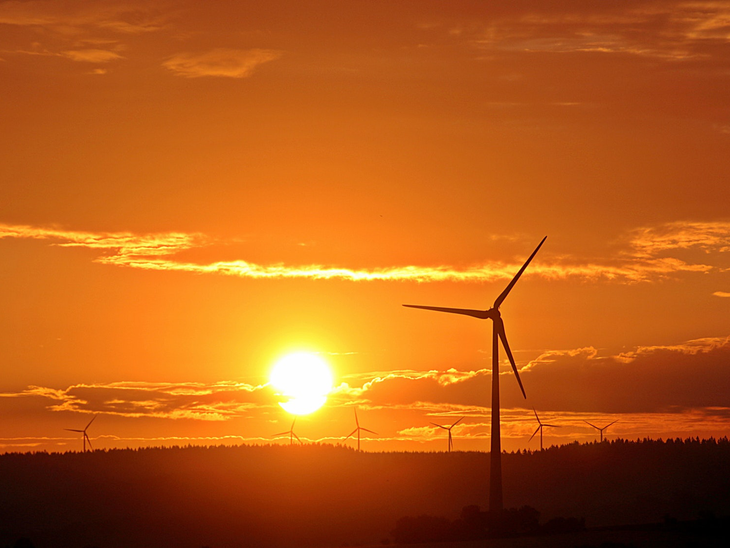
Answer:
xmin=1 ymin=438 xmax=729 ymax=547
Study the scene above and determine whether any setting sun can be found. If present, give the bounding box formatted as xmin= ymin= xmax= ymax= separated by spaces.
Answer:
xmin=270 ymin=352 xmax=334 ymax=415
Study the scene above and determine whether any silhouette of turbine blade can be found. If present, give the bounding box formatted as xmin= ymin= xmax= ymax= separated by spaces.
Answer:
xmin=451 ymin=416 xmax=464 ymax=428
xmin=605 ymin=420 xmax=618 ymax=428
xmin=431 ymin=423 xmax=448 ymax=430
xmin=493 ymin=236 xmax=547 ymax=309
xmin=532 ymin=408 xmax=541 ymax=424
xmin=85 ymin=433 xmax=93 ymax=451
xmin=273 ymin=431 xmax=290 ymax=437
xmin=354 ymin=408 xmax=359 ymax=427
xmin=65 ymin=429 xmax=83 ymax=432
xmin=497 ymin=320 xmax=526 ymax=399
xmin=543 ymin=424 xmax=559 ymax=428
xmin=402 ymin=304 xmax=489 ymax=319
xmin=529 ymin=426 xmax=540 ymax=442
xmin=85 ymin=415 xmax=97 ymax=430
xmin=361 ymin=428 xmax=378 ymax=435
xmin=293 ymin=432 xmax=302 ymax=444
xmin=345 ymin=429 xmax=358 ymax=440
xmin=584 ymin=420 xmax=600 ymax=430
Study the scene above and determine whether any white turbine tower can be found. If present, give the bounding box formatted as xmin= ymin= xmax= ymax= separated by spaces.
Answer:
xmin=431 ymin=417 xmax=464 ymax=452
xmin=529 ymin=408 xmax=558 ymax=451
xmin=65 ymin=415 xmax=97 ymax=452
xmin=345 ymin=408 xmax=377 ymax=452
xmin=404 ymin=237 xmax=546 ymax=513
xmin=584 ymin=419 xmax=618 ymax=442
xmin=274 ymin=419 xmax=302 ymax=445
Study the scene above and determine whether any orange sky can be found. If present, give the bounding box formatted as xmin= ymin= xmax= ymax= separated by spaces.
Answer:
xmin=1 ymin=0 xmax=730 ymax=453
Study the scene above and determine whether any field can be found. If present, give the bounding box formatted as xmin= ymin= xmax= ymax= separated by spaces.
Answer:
xmin=1 ymin=438 xmax=729 ymax=547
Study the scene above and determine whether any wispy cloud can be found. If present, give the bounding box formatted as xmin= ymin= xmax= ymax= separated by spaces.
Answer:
xmin=0 ymin=1 xmax=164 ymax=34
xmin=61 ymin=48 xmax=124 ymax=63
xmin=1 ymin=221 xmax=728 ymax=283
xmin=1 ymin=380 xmax=269 ymax=421
xmin=467 ymin=1 xmax=730 ymax=60
xmin=627 ymin=221 xmax=730 ymax=256
xmin=162 ymin=48 xmax=282 ymax=78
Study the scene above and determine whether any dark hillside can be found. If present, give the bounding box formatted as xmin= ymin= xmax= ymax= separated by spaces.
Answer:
xmin=0 ymin=438 xmax=728 ymax=548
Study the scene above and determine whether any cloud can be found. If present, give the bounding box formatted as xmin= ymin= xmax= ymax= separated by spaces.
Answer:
xmin=0 ymin=1 xmax=163 ymax=34
xmin=627 ymin=221 xmax=730 ymax=257
xmin=466 ymin=1 xmax=730 ymax=60
xmin=61 ymin=48 xmax=124 ymax=63
xmin=1 ymin=380 xmax=270 ymax=421
xmin=714 ymin=291 xmax=730 ymax=297
xmin=0 ymin=220 xmax=728 ymax=283
xmin=162 ymin=48 xmax=282 ymax=78
xmin=518 ymin=336 xmax=730 ymax=413
xmin=326 ymin=336 xmax=730 ymax=416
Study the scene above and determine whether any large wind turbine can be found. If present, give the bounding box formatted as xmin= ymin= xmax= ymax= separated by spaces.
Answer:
xmin=404 ymin=236 xmax=546 ymax=513
xmin=529 ymin=408 xmax=558 ymax=451
xmin=65 ymin=415 xmax=97 ymax=453
xmin=584 ymin=419 xmax=618 ymax=442
xmin=431 ymin=417 xmax=464 ymax=452
xmin=274 ymin=419 xmax=302 ymax=445
xmin=345 ymin=408 xmax=377 ymax=452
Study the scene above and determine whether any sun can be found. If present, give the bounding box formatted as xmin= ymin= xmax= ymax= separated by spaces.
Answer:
xmin=269 ymin=352 xmax=334 ymax=415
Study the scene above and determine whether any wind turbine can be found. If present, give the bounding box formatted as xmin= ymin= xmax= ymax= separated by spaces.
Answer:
xmin=584 ymin=419 xmax=618 ymax=442
xmin=404 ymin=236 xmax=546 ymax=513
xmin=529 ymin=408 xmax=558 ymax=451
xmin=65 ymin=415 xmax=97 ymax=452
xmin=345 ymin=408 xmax=377 ymax=452
xmin=274 ymin=419 xmax=302 ymax=445
xmin=431 ymin=417 xmax=464 ymax=452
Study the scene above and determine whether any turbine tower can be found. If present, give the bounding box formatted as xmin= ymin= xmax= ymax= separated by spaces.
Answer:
xmin=345 ymin=408 xmax=377 ymax=451
xmin=529 ymin=408 xmax=558 ymax=451
xmin=65 ymin=415 xmax=97 ymax=452
xmin=431 ymin=417 xmax=464 ymax=452
xmin=274 ymin=419 xmax=302 ymax=445
xmin=584 ymin=419 xmax=618 ymax=442
xmin=404 ymin=236 xmax=546 ymax=513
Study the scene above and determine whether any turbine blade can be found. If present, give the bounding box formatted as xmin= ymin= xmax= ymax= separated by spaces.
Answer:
xmin=529 ymin=426 xmax=540 ymax=441
xmin=354 ymin=408 xmax=359 ymax=427
xmin=543 ymin=424 xmax=560 ymax=428
xmin=293 ymin=433 xmax=302 ymax=444
xmin=403 ymin=304 xmax=489 ymax=319
xmin=360 ymin=428 xmax=378 ymax=435
xmin=65 ymin=429 xmax=83 ymax=432
xmin=273 ymin=431 xmax=290 ymax=437
xmin=532 ymin=407 xmax=541 ymax=424
xmin=604 ymin=420 xmax=618 ymax=428
xmin=497 ymin=321 xmax=526 ymax=399
xmin=345 ymin=429 xmax=358 ymax=439
xmin=431 ymin=423 xmax=448 ymax=430
xmin=493 ymin=236 xmax=547 ymax=309
xmin=85 ymin=415 xmax=97 ymax=430
xmin=584 ymin=420 xmax=600 ymax=430
xmin=451 ymin=417 xmax=465 ymax=428
xmin=85 ymin=433 xmax=93 ymax=451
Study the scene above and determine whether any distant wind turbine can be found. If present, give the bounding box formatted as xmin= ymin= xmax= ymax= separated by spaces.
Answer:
xmin=274 ymin=419 xmax=302 ymax=445
xmin=65 ymin=415 xmax=97 ymax=452
xmin=404 ymin=236 xmax=546 ymax=513
xmin=345 ymin=408 xmax=377 ymax=452
xmin=584 ymin=419 xmax=618 ymax=442
xmin=431 ymin=417 xmax=464 ymax=452
xmin=529 ymin=408 xmax=558 ymax=451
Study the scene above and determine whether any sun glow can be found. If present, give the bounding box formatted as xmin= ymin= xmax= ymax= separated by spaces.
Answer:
xmin=270 ymin=352 xmax=333 ymax=415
